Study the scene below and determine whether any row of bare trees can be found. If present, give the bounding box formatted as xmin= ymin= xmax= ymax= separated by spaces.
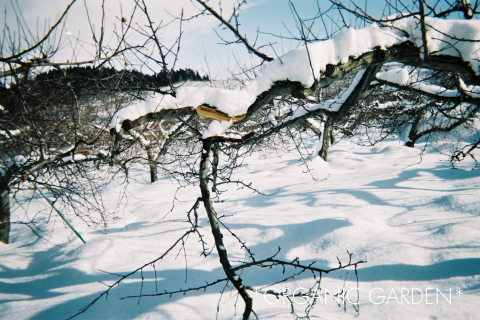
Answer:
xmin=0 ymin=0 xmax=194 ymax=243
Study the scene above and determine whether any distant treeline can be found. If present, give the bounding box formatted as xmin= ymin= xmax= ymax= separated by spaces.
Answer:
xmin=35 ymin=66 xmax=209 ymax=92
xmin=0 ymin=66 xmax=209 ymax=125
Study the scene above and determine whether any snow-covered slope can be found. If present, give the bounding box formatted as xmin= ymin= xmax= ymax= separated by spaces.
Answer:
xmin=1 ymin=137 xmax=479 ymax=320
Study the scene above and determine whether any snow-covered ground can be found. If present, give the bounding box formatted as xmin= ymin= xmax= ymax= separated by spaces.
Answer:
xmin=1 ymin=136 xmax=479 ymax=320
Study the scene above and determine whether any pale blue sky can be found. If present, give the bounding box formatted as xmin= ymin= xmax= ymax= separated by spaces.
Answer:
xmin=2 ymin=0 xmax=467 ymax=78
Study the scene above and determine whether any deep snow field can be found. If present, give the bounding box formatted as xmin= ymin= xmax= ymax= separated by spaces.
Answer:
xmin=1 ymin=135 xmax=480 ymax=320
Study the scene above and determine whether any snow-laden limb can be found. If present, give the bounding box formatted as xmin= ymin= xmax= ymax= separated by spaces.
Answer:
xmin=0 ymin=129 xmax=23 ymax=137
xmin=411 ymin=83 xmax=460 ymax=97
xmin=248 ymin=64 xmax=382 ymax=147
xmin=376 ymin=68 xmax=410 ymax=86
xmin=109 ymin=22 xmax=402 ymax=133
xmin=279 ymin=69 xmax=367 ymax=125
xmin=109 ymin=94 xmax=179 ymax=133
xmin=124 ymin=130 xmax=151 ymax=146
xmin=373 ymin=66 xmax=480 ymax=148
xmin=458 ymin=78 xmax=480 ymax=98
xmin=375 ymin=70 xmax=480 ymax=104
xmin=396 ymin=17 xmax=480 ymax=67
xmin=61 ymin=154 xmax=87 ymax=162
xmin=109 ymin=16 xmax=480 ymax=136
xmin=28 ymin=150 xmax=113 ymax=172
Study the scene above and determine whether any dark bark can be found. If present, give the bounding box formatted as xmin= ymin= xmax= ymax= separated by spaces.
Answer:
xmin=406 ymin=108 xmax=426 ymax=147
xmin=211 ymin=143 xmax=219 ymax=192
xmin=419 ymin=0 xmax=431 ymax=62
xmin=320 ymin=60 xmax=386 ymax=160
xmin=0 ymin=176 xmax=10 ymax=244
xmin=407 ymin=104 xmax=480 ymax=147
xmin=332 ymin=62 xmax=385 ymax=123
xmin=113 ymin=107 xmax=196 ymax=135
xmin=195 ymin=0 xmax=274 ymax=62
xmin=199 ymin=139 xmax=253 ymax=320
xmin=375 ymin=78 xmax=480 ymax=105
xmin=319 ymin=117 xmax=332 ymax=161
xmin=146 ymin=147 xmax=157 ymax=183
xmin=303 ymin=118 xmax=323 ymax=138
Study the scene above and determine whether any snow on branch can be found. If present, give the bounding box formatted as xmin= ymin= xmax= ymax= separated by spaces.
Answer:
xmin=110 ymin=16 xmax=480 ymax=137
xmin=376 ymin=68 xmax=410 ymax=86
xmin=376 ymin=68 xmax=480 ymax=102
xmin=279 ymin=69 xmax=368 ymax=123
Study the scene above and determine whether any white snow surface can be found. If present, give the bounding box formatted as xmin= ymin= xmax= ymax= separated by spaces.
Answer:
xmin=61 ymin=154 xmax=88 ymax=162
xmin=0 ymin=129 xmax=22 ymax=137
xmin=110 ymin=17 xmax=480 ymax=133
xmin=202 ymin=120 xmax=233 ymax=139
xmin=411 ymin=82 xmax=460 ymax=97
xmin=1 ymin=136 xmax=480 ymax=320
xmin=377 ymin=68 xmax=410 ymax=86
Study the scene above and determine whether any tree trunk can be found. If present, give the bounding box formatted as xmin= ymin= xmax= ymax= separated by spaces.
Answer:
xmin=199 ymin=139 xmax=253 ymax=320
xmin=0 ymin=177 xmax=10 ymax=244
xmin=211 ymin=143 xmax=219 ymax=192
xmin=146 ymin=147 xmax=157 ymax=183
xmin=406 ymin=108 xmax=426 ymax=147
xmin=318 ymin=62 xmax=385 ymax=160
xmin=319 ymin=117 xmax=333 ymax=161
xmin=303 ymin=118 xmax=323 ymax=139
